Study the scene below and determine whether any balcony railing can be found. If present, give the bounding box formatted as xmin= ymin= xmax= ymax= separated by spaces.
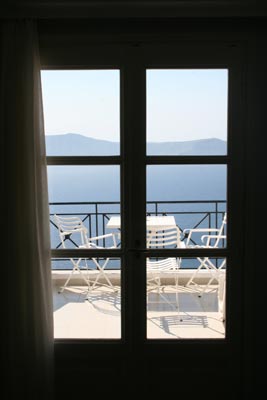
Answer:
xmin=49 ymin=199 xmax=226 ymax=270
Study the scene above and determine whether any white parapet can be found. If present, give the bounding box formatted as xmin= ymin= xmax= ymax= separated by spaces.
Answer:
xmin=52 ymin=269 xmax=225 ymax=287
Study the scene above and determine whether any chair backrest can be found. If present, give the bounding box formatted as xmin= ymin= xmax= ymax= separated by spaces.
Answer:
xmin=202 ymin=212 xmax=227 ymax=248
xmin=147 ymin=257 xmax=178 ymax=272
xmin=54 ymin=214 xmax=88 ymax=248
xmin=147 ymin=226 xmax=181 ymax=248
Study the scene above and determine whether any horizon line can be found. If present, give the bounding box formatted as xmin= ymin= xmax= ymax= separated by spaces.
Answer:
xmin=45 ymin=132 xmax=227 ymax=143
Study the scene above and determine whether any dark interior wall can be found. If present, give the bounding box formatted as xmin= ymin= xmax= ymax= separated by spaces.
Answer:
xmin=2 ymin=7 xmax=266 ymax=398
xmin=2 ymin=0 xmax=267 ymax=19
xmin=245 ymin=34 xmax=266 ymax=395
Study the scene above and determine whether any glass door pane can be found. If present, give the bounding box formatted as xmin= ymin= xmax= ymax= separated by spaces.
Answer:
xmin=42 ymin=70 xmax=122 ymax=339
xmin=146 ymin=69 xmax=228 ymax=339
xmin=48 ymin=165 xmax=121 ymax=250
xmin=147 ymin=69 xmax=228 ymax=155
xmin=146 ymin=164 xmax=227 ymax=241
xmin=147 ymin=256 xmax=226 ymax=339
xmin=42 ymin=69 xmax=120 ymax=155
xmin=53 ymin=258 xmax=121 ymax=339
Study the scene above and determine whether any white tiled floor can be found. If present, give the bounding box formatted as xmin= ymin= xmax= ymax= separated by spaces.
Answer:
xmin=53 ymin=284 xmax=225 ymax=339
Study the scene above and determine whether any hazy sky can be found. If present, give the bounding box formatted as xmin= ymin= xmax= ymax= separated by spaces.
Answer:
xmin=41 ymin=69 xmax=228 ymax=143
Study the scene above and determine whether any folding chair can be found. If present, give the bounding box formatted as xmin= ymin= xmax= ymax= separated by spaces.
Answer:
xmin=183 ymin=213 xmax=227 ymax=296
xmin=81 ymin=233 xmax=118 ymax=293
xmin=54 ymin=214 xmax=118 ymax=293
xmin=54 ymin=215 xmax=90 ymax=293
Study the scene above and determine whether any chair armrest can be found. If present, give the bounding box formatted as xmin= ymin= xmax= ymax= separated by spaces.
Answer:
xmin=60 ymin=229 xmax=87 ymax=237
xmin=201 ymin=234 xmax=226 ymax=240
xmin=88 ymin=233 xmax=116 ymax=240
xmin=183 ymin=228 xmax=220 ymax=246
xmin=201 ymin=234 xmax=226 ymax=246
xmin=87 ymin=232 xmax=118 ymax=247
xmin=183 ymin=228 xmax=220 ymax=234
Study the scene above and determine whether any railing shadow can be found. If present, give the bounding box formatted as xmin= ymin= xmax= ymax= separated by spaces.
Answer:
xmin=147 ymin=291 xmax=219 ymax=312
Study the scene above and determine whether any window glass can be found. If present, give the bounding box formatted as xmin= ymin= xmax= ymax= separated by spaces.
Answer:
xmin=147 ymin=165 xmax=227 ymax=245
xmin=53 ymin=258 xmax=121 ymax=339
xmin=147 ymin=257 xmax=226 ymax=339
xmin=42 ymin=70 xmax=120 ymax=155
xmin=48 ymin=165 xmax=121 ymax=249
xmin=147 ymin=69 xmax=228 ymax=155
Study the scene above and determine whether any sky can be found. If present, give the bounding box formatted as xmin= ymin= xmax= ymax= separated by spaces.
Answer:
xmin=41 ymin=69 xmax=228 ymax=143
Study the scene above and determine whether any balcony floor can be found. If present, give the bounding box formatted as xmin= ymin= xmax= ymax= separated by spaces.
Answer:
xmin=53 ymin=283 xmax=225 ymax=339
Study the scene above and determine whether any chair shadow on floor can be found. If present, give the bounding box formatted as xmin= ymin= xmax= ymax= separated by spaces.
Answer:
xmin=86 ymin=290 xmax=121 ymax=316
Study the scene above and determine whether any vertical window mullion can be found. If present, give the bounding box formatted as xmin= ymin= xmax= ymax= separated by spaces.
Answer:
xmin=122 ymin=54 xmax=147 ymax=347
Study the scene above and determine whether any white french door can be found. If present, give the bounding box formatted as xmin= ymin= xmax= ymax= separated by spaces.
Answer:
xmin=44 ymin=41 xmax=243 ymax=347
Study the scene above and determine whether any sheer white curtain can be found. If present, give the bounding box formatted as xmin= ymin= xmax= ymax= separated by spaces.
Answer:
xmin=1 ymin=21 xmax=54 ymax=399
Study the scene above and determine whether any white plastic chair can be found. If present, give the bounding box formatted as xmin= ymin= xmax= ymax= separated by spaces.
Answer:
xmin=183 ymin=213 xmax=227 ymax=297
xmin=146 ymin=225 xmax=182 ymax=310
xmin=147 ymin=225 xmax=181 ymax=249
xmin=54 ymin=214 xmax=118 ymax=293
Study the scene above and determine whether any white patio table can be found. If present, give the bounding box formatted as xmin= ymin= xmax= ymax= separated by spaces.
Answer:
xmin=106 ymin=215 xmax=177 ymax=231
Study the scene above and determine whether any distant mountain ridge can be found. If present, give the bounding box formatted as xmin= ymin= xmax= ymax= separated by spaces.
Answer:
xmin=45 ymin=133 xmax=226 ymax=155
xmin=46 ymin=133 xmax=119 ymax=155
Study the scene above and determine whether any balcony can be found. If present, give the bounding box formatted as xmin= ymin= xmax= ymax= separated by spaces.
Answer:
xmin=51 ymin=200 xmax=226 ymax=339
